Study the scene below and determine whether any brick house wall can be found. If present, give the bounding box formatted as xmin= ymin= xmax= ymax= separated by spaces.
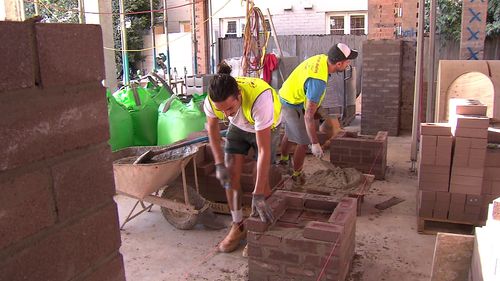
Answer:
xmin=194 ymin=0 xmax=209 ymax=74
xmin=0 ymin=21 xmax=125 ymax=281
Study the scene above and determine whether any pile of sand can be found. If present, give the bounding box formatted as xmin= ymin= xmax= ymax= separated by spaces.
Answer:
xmin=303 ymin=166 xmax=363 ymax=198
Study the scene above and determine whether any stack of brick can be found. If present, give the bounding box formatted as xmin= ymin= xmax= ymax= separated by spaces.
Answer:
xmin=361 ymin=40 xmax=402 ymax=136
xmin=417 ymin=99 xmax=499 ymax=226
xmin=330 ymin=131 xmax=388 ymax=180
xmin=246 ymin=191 xmax=357 ymax=281
xmin=0 ymin=22 xmax=125 ymax=280
xmin=449 ymin=100 xmax=489 ymax=222
xmin=418 ymin=123 xmax=453 ymax=219
xmin=470 ymin=197 xmax=500 ymax=281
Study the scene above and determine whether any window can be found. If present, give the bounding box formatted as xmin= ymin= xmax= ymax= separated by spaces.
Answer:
xmin=329 ymin=16 xmax=344 ymax=35
xmin=225 ymin=20 xmax=237 ymax=38
xmin=350 ymin=15 xmax=365 ymax=35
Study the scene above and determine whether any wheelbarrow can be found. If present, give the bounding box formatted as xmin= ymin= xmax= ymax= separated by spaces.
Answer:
xmin=113 ymin=144 xmax=217 ymax=230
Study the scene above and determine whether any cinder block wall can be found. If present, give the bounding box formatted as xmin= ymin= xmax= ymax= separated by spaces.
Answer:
xmin=361 ymin=40 xmax=402 ymax=136
xmin=0 ymin=21 xmax=125 ymax=281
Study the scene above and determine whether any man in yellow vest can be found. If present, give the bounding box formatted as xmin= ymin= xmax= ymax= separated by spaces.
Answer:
xmin=279 ymin=43 xmax=358 ymax=184
xmin=204 ymin=62 xmax=281 ymax=253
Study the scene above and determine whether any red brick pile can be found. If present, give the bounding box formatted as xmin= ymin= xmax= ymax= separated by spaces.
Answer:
xmin=418 ymin=99 xmax=500 ymax=225
xmin=245 ymin=191 xmax=357 ymax=281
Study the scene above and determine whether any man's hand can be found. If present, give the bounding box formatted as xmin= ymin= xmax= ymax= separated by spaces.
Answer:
xmin=310 ymin=143 xmax=324 ymax=158
xmin=215 ymin=163 xmax=230 ymax=188
xmin=251 ymin=194 xmax=275 ymax=223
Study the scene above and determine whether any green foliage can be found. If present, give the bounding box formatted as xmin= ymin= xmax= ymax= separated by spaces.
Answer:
xmin=425 ymin=0 xmax=500 ymax=41
xmin=112 ymin=0 xmax=160 ymax=79
xmin=25 ymin=0 xmax=79 ymax=23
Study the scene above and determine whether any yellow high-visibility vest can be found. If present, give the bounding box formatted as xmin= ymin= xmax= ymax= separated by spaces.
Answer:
xmin=279 ymin=54 xmax=329 ymax=106
xmin=208 ymin=77 xmax=281 ymax=129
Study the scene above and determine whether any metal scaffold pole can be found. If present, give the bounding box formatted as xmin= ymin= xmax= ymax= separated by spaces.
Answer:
xmin=119 ymin=0 xmax=130 ymax=85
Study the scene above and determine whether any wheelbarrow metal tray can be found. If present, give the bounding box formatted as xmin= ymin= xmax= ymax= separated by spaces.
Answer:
xmin=112 ymin=145 xmax=198 ymax=199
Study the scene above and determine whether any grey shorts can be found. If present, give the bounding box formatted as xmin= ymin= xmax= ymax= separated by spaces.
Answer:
xmin=281 ymin=106 xmax=310 ymax=145
xmin=225 ymin=124 xmax=281 ymax=163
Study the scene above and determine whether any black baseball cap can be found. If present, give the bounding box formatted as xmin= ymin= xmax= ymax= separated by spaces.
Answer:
xmin=327 ymin=43 xmax=358 ymax=63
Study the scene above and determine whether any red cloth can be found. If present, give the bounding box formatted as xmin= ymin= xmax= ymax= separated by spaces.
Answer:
xmin=262 ymin=53 xmax=279 ymax=83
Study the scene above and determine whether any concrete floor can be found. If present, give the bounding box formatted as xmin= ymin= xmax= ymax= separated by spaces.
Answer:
xmin=115 ymin=124 xmax=437 ymax=281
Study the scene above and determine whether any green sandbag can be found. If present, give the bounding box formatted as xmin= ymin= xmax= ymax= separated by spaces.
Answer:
xmin=107 ymin=90 xmax=134 ymax=151
xmin=157 ymin=97 xmax=207 ymax=145
xmin=146 ymin=82 xmax=171 ymax=106
xmin=113 ymin=85 xmax=158 ymax=146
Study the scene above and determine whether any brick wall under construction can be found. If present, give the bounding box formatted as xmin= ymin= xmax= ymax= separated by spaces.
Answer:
xmin=245 ymin=191 xmax=357 ymax=281
xmin=0 ymin=21 xmax=125 ymax=281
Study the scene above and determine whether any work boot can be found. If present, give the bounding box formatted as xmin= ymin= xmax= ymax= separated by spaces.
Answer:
xmin=218 ymin=222 xmax=246 ymax=253
xmin=292 ymin=171 xmax=306 ymax=187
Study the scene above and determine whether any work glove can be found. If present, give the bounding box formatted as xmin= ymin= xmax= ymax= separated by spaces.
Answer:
xmin=310 ymin=143 xmax=324 ymax=158
xmin=251 ymin=194 xmax=275 ymax=223
xmin=215 ymin=163 xmax=230 ymax=189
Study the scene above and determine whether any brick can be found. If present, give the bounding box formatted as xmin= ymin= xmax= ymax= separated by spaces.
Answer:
xmin=466 ymin=195 xmax=482 ymax=206
xmin=279 ymin=209 xmax=303 ymax=223
xmin=418 ymin=180 xmax=449 ymax=192
xmin=421 ymin=123 xmax=452 ymax=136
xmin=454 ymin=128 xmax=488 ymax=139
xmin=452 ymin=167 xmax=484 ymax=177
xmin=248 ymin=259 xmax=281 ymax=274
xmin=450 ymin=183 xmax=482 ymax=195
xmin=419 ymin=199 xmax=434 ymax=217
xmin=268 ymin=249 xmax=300 ymax=263
xmin=247 ymin=244 xmax=263 ymax=258
xmin=247 ymin=232 xmax=282 ymax=247
xmin=452 ymin=152 xmax=470 ymax=167
xmin=420 ymin=190 xmax=436 ymax=201
xmin=36 ymin=23 xmax=105 ymax=87
xmin=303 ymin=221 xmax=343 ymax=242
xmin=304 ymin=194 xmax=338 ymax=211
xmin=245 ymin=217 xmax=270 ymax=232
xmin=82 ymin=254 xmax=125 ymax=281
xmin=284 ymin=266 xmax=315 ymax=278
xmin=419 ymin=165 xmax=450 ymax=175
xmin=421 ymin=135 xmax=437 ymax=147
xmin=0 ymin=22 xmax=36 ymax=92
xmin=455 ymin=115 xmax=489 ymax=129
xmin=419 ymin=172 xmax=450 ymax=184
xmin=284 ymin=236 xmax=320 ymax=255
xmin=0 ymin=202 xmax=121 ymax=281
xmin=485 ymin=150 xmax=500 ymax=168
xmin=277 ymin=191 xmax=305 ymax=209
xmin=51 ymin=145 xmax=115 ymax=221
xmin=0 ymin=169 xmax=56 ymax=250
xmin=450 ymin=175 xmax=483 ymax=187
xmin=0 ymin=85 xmax=109 ymax=172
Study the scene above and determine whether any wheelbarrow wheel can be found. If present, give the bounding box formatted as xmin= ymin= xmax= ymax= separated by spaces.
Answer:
xmin=160 ymin=183 xmax=205 ymax=230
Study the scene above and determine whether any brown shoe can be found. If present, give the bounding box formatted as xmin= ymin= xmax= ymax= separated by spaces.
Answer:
xmin=218 ymin=222 xmax=246 ymax=253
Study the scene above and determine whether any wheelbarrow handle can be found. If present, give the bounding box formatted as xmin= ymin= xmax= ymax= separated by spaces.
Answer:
xmin=133 ymin=130 xmax=227 ymax=164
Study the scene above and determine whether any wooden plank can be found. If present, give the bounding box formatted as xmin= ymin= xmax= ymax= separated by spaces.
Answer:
xmin=430 ymin=233 xmax=474 ymax=281
xmin=417 ymin=216 xmax=476 ymax=235
xmin=374 ymin=196 xmax=405 ymax=210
